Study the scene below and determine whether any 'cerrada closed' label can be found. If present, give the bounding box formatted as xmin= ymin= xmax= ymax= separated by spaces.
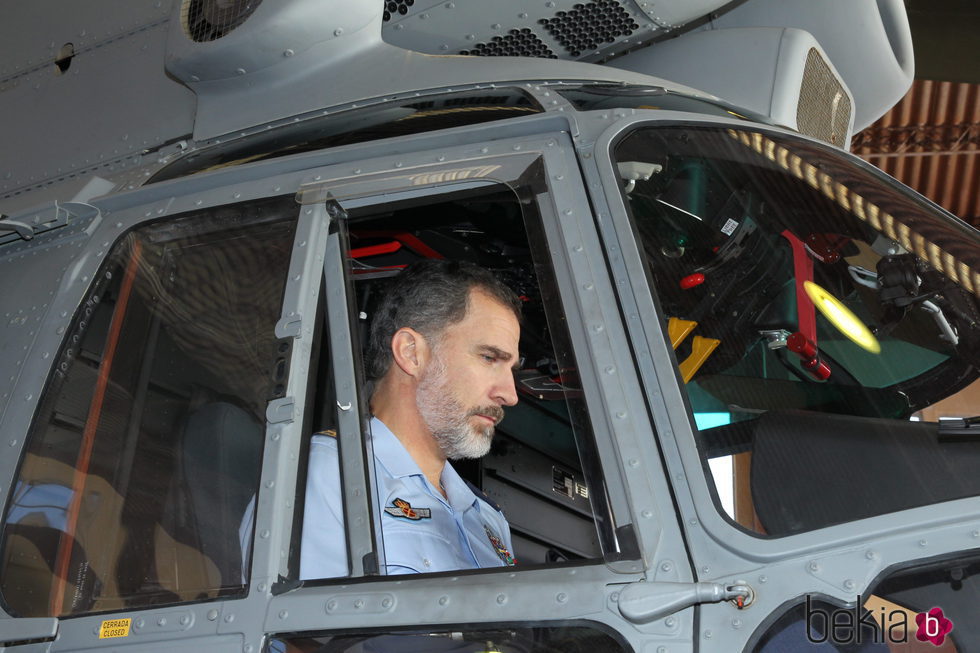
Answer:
xmin=99 ymin=618 xmax=131 ymax=639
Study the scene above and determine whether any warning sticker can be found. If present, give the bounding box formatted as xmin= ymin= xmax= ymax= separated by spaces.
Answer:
xmin=99 ymin=618 xmax=131 ymax=639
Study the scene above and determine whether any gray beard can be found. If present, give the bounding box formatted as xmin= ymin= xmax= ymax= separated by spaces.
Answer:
xmin=416 ymin=354 xmax=495 ymax=460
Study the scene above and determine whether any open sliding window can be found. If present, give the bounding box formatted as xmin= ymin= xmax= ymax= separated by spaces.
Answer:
xmin=297 ymin=159 xmax=635 ymax=582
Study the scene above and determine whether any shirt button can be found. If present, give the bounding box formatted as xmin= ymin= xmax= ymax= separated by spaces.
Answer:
xmin=423 ymin=558 xmax=431 ymax=568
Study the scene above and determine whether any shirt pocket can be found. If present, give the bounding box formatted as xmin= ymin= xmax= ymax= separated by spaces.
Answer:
xmin=380 ymin=522 xmax=469 ymax=574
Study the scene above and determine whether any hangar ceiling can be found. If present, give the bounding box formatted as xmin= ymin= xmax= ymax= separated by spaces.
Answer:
xmin=853 ymin=0 xmax=980 ymax=229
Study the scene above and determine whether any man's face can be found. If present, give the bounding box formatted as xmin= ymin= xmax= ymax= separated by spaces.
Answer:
xmin=416 ymin=289 xmax=520 ymax=459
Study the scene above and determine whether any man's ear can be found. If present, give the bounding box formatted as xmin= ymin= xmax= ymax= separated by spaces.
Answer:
xmin=390 ymin=327 xmax=429 ymax=377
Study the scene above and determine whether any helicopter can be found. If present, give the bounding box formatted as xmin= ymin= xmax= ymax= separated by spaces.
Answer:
xmin=1 ymin=0 xmax=979 ymax=651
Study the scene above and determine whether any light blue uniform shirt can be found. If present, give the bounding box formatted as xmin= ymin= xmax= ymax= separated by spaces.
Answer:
xmin=300 ymin=417 xmax=515 ymax=579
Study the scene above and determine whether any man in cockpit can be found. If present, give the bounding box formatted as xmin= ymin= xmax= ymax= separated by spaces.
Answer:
xmin=300 ymin=260 xmax=522 ymax=578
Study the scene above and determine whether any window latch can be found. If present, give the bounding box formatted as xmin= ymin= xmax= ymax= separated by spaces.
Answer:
xmin=617 ymin=580 xmax=754 ymax=624
xmin=938 ymin=416 xmax=980 ymax=442
xmin=0 ymin=616 xmax=58 ymax=645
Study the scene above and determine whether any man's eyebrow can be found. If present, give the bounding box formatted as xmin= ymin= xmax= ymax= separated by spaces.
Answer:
xmin=477 ymin=344 xmax=522 ymax=370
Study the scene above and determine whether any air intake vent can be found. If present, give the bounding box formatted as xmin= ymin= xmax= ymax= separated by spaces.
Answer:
xmin=382 ymin=0 xmax=415 ymax=22
xmin=182 ymin=0 xmax=263 ymax=42
xmin=539 ymin=0 xmax=638 ymax=58
xmin=797 ymin=48 xmax=852 ymax=148
xmin=460 ymin=29 xmax=557 ymax=59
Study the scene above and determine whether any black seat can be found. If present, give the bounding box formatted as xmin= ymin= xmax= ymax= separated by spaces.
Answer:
xmin=751 ymin=410 xmax=980 ymax=536
xmin=180 ymin=401 xmax=263 ymax=586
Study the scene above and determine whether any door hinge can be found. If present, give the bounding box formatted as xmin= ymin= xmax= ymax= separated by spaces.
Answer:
xmin=266 ymin=396 xmax=295 ymax=424
xmin=275 ymin=314 xmax=302 ymax=339
xmin=0 ymin=200 xmax=98 ymax=244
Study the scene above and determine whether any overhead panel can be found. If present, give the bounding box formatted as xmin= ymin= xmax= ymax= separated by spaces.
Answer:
xmin=380 ymin=0 xmax=731 ymax=63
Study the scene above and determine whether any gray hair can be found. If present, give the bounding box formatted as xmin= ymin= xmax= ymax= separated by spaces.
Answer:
xmin=365 ymin=259 xmax=521 ymax=381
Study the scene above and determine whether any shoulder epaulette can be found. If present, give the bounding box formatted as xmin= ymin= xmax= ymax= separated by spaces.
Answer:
xmin=464 ymin=478 xmax=503 ymax=513
xmin=314 ymin=429 xmax=337 ymax=438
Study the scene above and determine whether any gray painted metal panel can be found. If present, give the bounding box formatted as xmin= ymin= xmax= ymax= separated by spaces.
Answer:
xmin=380 ymin=0 xmax=729 ymax=60
xmin=0 ymin=616 xmax=56 ymax=646
xmin=0 ymin=20 xmax=195 ymax=208
xmin=0 ymin=0 xmax=173 ymax=81
xmin=59 ymin=634 xmax=243 ymax=653
xmin=322 ymin=203 xmax=380 ymax=577
xmin=250 ymin=201 xmax=329 ymax=590
xmin=181 ymin=43 xmax=710 ymax=141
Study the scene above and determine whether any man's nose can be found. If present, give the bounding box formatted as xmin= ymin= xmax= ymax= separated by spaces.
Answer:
xmin=494 ymin=371 xmax=519 ymax=407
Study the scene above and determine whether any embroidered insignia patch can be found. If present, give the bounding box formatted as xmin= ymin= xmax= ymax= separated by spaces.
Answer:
xmin=384 ymin=498 xmax=431 ymax=520
xmin=484 ymin=525 xmax=516 ymax=565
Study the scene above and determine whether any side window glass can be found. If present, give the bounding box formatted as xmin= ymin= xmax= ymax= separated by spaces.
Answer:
xmin=0 ymin=196 xmax=298 ymax=616
xmin=613 ymin=126 xmax=980 ymax=537
xmin=300 ymin=181 xmax=629 ymax=580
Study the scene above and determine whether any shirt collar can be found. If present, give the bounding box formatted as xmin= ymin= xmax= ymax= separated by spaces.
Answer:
xmin=369 ymin=417 xmax=421 ymax=479
xmin=370 ymin=417 xmax=480 ymax=513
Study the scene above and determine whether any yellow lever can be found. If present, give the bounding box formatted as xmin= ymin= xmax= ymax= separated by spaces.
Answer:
xmin=678 ymin=336 xmax=721 ymax=383
xmin=668 ymin=317 xmax=697 ymax=349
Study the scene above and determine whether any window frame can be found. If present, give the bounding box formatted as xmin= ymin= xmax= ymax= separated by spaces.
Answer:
xmin=0 ymin=196 xmax=304 ymax=617
xmin=583 ymin=111 xmax=980 ymax=652
xmin=294 ymin=149 xmax=646 ymax=582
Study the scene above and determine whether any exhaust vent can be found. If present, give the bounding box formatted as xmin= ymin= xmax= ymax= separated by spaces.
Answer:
xmin=796 ymin=48 xmax=852 ymax=148
xmin=182 ymin=0 xmax=264 ymax=42
xmin=539 ymin=0 xmax=638 ymax=58
xmin=382 ymin=0 xmax=415 ymax=23
xmin=460 ymin=29 xmax=557 ymax=59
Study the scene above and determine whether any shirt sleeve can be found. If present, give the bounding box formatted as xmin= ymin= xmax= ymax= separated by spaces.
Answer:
xmin=299 ymin=435 xmax=348 ymax=580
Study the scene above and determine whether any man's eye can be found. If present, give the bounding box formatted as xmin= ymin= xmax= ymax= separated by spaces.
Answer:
xmin=482 ymin=354 xmax=496 ymax=363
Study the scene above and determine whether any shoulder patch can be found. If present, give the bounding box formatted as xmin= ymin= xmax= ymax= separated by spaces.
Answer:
xmin=384 ymin=498 xmax=432 ymax=520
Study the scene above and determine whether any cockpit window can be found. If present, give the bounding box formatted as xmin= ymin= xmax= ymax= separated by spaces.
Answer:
xmin=0 ymin=196 xmax=298 ymax=617
xmin=148 ymin=88 xmax=542 ymax=183
xmin=298 ymin=179 xmax=633 ymax=583
xmin=613 ymin=125 xmax=980 ymax=537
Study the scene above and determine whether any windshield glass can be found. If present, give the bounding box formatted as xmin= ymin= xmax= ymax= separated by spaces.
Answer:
xmin=613 ymin=125 xmax=980 ymax=537
xmin=557 ymin=84 xmax=776 ymax=125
